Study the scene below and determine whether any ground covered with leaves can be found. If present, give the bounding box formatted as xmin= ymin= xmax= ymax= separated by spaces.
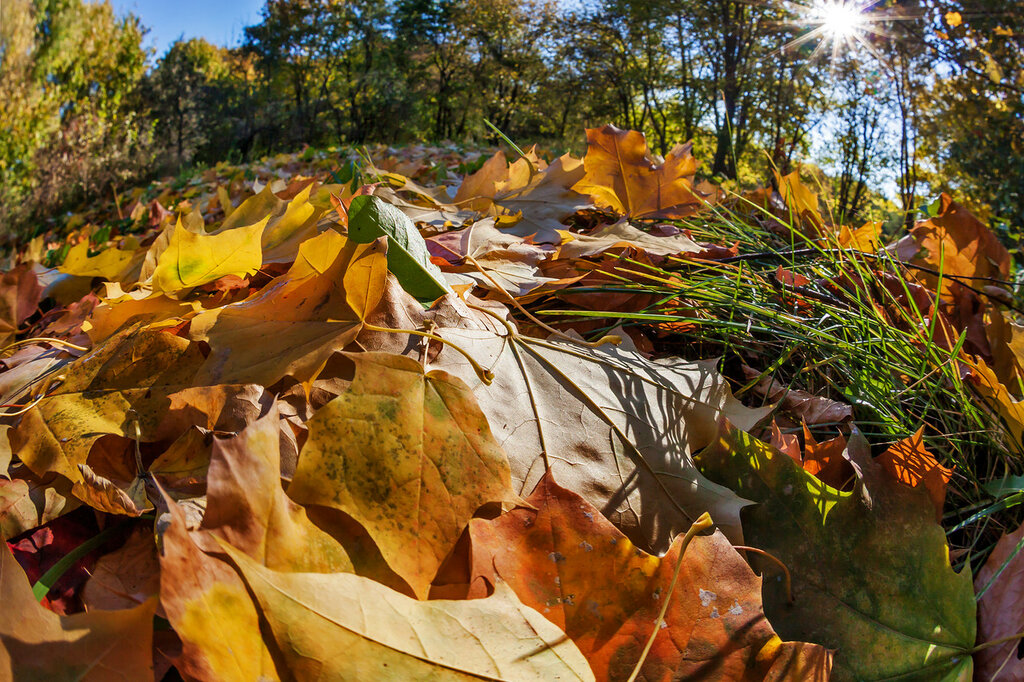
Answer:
xmin=2 ymin=125 xmax=1024 ymax=680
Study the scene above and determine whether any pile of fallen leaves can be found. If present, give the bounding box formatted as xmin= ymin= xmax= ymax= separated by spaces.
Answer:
xmin=2 ymin=124 xmax=1024 ymax=680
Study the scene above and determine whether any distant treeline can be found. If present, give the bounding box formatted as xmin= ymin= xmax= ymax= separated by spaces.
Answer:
xmin=1 ymin=0 xmax=1021 ymax=237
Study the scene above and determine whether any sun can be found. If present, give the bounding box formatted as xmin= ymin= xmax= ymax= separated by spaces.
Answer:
xmin=814 ymin=1 xmax=868 ymax=40
xmin=781 ymin=0 xmax=891 ymax=70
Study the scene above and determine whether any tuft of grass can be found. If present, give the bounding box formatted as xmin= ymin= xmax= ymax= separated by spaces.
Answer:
xmin=532 ymin=198 xmax=1024 ymax=574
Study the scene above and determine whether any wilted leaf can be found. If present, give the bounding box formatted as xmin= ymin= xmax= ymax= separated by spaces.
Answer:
xmin=698 ymin=425 xmax=976 ymax=680
xmin=466 ymin=473 xmax=832 ymax=681
xmin=196 ymin=404 xmax=356 ymax=574
xmin=876 ymin=427 xmax=953 ymax=521
xmin=158 ymin=500 xmax=281 ymax=682
xmin=493 ymin=153 xmax=593 ymax=243
xmin=975 ymin=521 xmax=1024 ymax=681
xmin=572 ymin=125 xmax=711 ymax=219
xmin=0 ymin=541 xmax=156 ymax=680
xmin=289 ymin=352 xmax=520 ymax=598
xmin=555 ymin=220 xmax=701 ymax=259
xmin=222 ymin=542 xmax=596 ymax=681
xmin=189 ymin=230 xmax=387 ymax=386
xmin=81 ymin=525 xmax=160 ymax=611
xmin=348 ymin=194 xmax=452 ymax=302
xmin=0 ymin=265 xmax=43 ymax=347
xmin=151 ymin=214 xmax=266 ymax=293
xmin=428 ymin=326 xmax=770 ymax=550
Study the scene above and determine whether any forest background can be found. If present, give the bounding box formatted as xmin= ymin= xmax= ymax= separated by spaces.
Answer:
xmin=1 ymin=0 xmax=1022 ymax=251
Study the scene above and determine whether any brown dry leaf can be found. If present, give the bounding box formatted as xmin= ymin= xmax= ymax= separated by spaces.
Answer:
xmin=189 ymin=230 xmax=387 ymax=386
xmin=769 ymin=420 xmax=801 ymax=462
xmin=741 ymin=366 xmax=853 ymax=425
xmin=555 ymin=220 xmax=701 ymax=259
xmin=0 ymin=264 xmax=43 ymax=347
xmin=221 ymin=541 xmax=596 ymax=681
xmin=800 ymin=425 xmax=854 ymax=489
xmin=453 ymin=149 xmax=509 ymax=213
xmin=904 ymin=193 xmax=1010 ymax=298
xmin=10 ymin=327 xmax=206 ymax=510
xmin=0 ymin=540 xmax=157 ymax=680
xmin=971 ymin=357 xmax=1024 ymax=445
xmin=572 ymin=125 xmax=712 ymax=219
xmin=0 ymin=471 xmax=78 ymax=539
xmin=466 ymin=473 xmax=832 ymax=681
xmin=428 ymin=326 xmax=770 ymax=551
xmin=193 ymin=404 xmax=359 ymax=575
xmin=975 ymin=521 xmax=1024 ymax=681
xmin=493 ymin=153 xmax=593 ymax=243
xmin=158 ymin=499 xmax=281 ymax=681
xmin=82 ymin=525 xmax=161 ymax=611
xmin=288 ymin=352 xmax=520 ymax=598
xmin=876 ymin=427 xmax=953 ymax=521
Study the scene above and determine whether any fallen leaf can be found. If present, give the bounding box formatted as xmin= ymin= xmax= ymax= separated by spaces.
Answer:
xmin=0 ymin=265 xmax=43 ymax=347
xmin=58 ymin=241 xmax=139 ymax=281
xmin=975 ymin=521 xmax=1024 ymax=681
xmin=151 ymin=214 xmax=267 ymax=294
xmin=288 ymin=352 xmax=520 ymax=598
xmin=698 ymin=424 xmax=976 ymax=680
xmin=189 ymin=230 xmax=387 ymax=386
xmin=158 ymin=499 xmax=281 ymax=681
xmin=556 ymin=220 xmax=701 ymax=259
xmin=572 ymin=125 xmax=711 ymax=219
xmin=428 ymin=325 xmax=770 ymax=551
xmin=348 ymin=194 xmax=452 ymax=302
xmin=221 ymin=541 xmax=596 ymax=681
xmin=876 ymin=427 xmax=953 ymax=521
xmin=81 ymin=524 xmax=160 ymax=611
xmin=466 ymin=473 xmax=832 ymax=681
xmin=0 ymin=540 xmax=156 ymax=680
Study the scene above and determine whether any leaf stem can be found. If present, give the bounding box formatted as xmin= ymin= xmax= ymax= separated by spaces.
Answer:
xmin=362 ymin=322 xmax=494 ymax=385
xmin=464 ymin=254 xmax=620 ymax=348
xmin=733 ymin=545 xmax=794 ymax=603
xmin=627 ymin=512 xmax=714 ymax=682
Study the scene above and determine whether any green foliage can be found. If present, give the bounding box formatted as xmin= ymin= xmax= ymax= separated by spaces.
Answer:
xmin=0 ymin=0 xmax=151 ymax=232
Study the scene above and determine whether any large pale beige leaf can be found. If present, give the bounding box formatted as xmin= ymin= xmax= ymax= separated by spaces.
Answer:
xmin=288 ymin=352 xmax=520 ymax=598
xmin=222 ymin=542 xmax=595 ymax=681
xmin=1 ymin=541 xmax=156 ymax=681
xmin=493 ymin=153 xmax=593 ymax=243
xmin=428 ymin=327 xmax=770 ymax=551
xmin=189 ymin=231 xmax=387 ymax=386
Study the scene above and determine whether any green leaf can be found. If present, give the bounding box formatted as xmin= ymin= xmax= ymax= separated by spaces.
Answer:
xmin=347 ymin=195 xmax=452 ymax=303
xmin=697 ymin=425 xmax=975 ymax=681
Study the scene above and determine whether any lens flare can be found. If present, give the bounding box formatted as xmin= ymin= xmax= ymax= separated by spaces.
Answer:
xmin=815 ymin=1 xmax=868 ymax=40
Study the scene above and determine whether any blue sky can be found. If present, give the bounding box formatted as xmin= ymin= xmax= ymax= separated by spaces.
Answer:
xmin=110 ymin=0 xmax=266 ymax=58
